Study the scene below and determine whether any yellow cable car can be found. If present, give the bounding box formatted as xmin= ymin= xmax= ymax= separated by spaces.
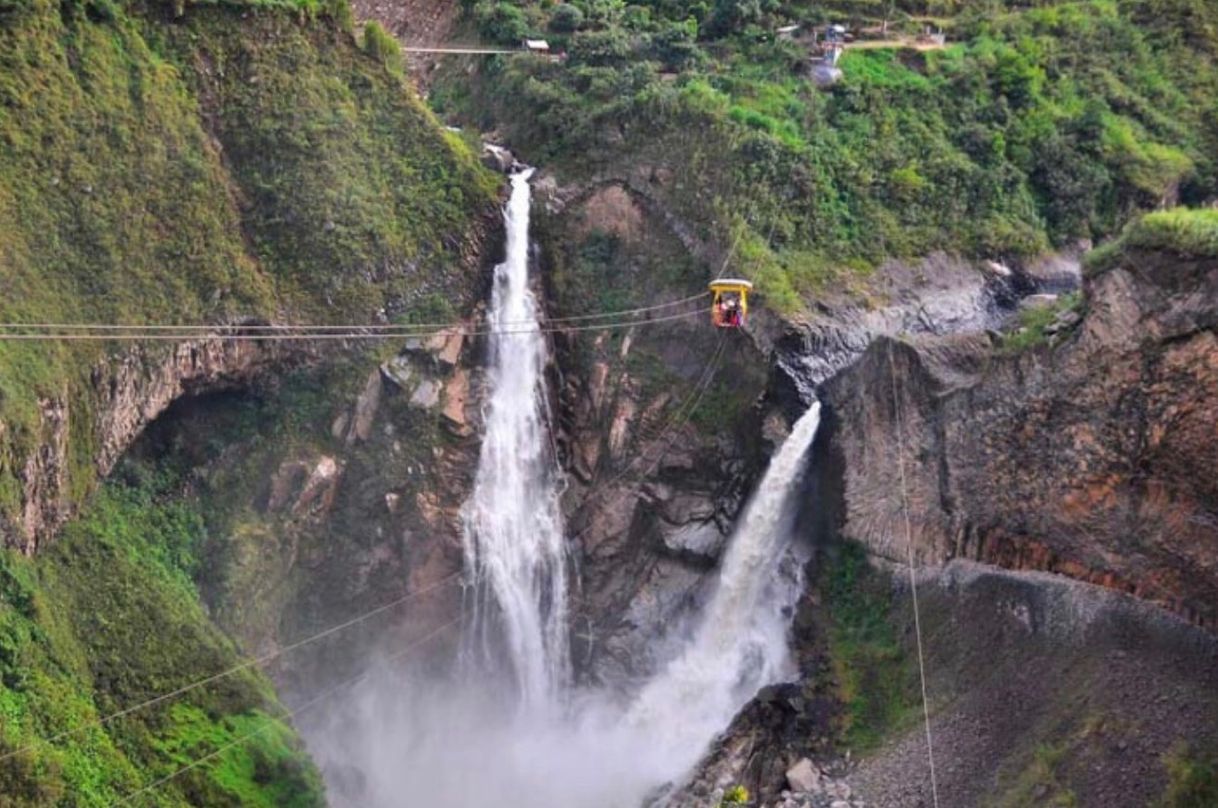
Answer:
xmin=709 ymin=279 xmax=753 ymax=328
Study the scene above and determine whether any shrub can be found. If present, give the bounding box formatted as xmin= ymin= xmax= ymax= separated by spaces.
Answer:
xmin=720 ymin=784 xmax=750 ymax=805
xmin=651 ymin=18 xmax=702 ymax=70
xmin=549 ymin=2 xmax=583 ymax=32
xmin=325 ymin=0 xmax=355 ymax=33
xmin=1159 ymin=743 xmax=1218 ymax=808
xmin=1086 ymin=208 xmax=1218 ymax=274
xmin=1130 ymin=209 xmax=1218 ymax=256
xmin=1001 ymin=292 xmax=1082 ymax=352
xmin=363 ymin=21 xmax=402 ymax=74
xmin=474 ymin=1 xmax=530 ymax=45
xmin=705 ymin=0 xmax=775 ymax=38
xmin=569 ymin=28 xmax=633 ymax=66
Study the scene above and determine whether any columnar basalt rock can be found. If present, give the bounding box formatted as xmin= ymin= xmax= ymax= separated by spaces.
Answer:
xmin=821 ymin=248 xmax=1218 ymax=628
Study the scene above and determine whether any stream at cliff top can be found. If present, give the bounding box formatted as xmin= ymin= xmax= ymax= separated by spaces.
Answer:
xmin=309 ymin=172 xmax=821 ymax=807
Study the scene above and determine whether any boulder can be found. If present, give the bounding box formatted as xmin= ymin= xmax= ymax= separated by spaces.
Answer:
xmin=441 ymin=369 xmax=471 ymax=436
xmin=660 ymin=519 xmax=726 ymax=562
xmin=1045 ymin=308 xmax=1083 ymax=335
xmin=348 ymin=369 xmax=383 ymax=444
xmin=480 ymin=144 xmax=514 ymax=173
xmin=588 ymin=362 xmax=610 ymax=411
xmin=436 ymin=329 xmax=464 ymax=367
xmin=292 ymin=456 xmax=342 ymax=515
xmin=1019 ymin=293 xmax=1059 ymax=310
xmin=786 ymin=759 xmax=821 ymax=794
xmin=267 ymin=460 xmax=310 ymax=513
xmin=661 ymin=493 xmax=716 ymax=525
xmin=380 ymin=356 xmax=414 ymax=389
xmin=410 ymin=379 xmax=441 ymax=409
xmin=607 ymin=397 xmax=637 ymax=459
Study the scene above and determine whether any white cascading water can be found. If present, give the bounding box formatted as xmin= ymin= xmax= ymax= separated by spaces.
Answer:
xmin=460 ymin=168 xmax=569 ymax=709
xmin=306 ymin=171 xmax=824 ymax=808
xmin=621 ymin=402 xmax=823 ymax=788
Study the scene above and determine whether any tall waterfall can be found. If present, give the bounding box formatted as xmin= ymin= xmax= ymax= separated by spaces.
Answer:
xmin=461 ymin=169 xmax=570 ymax=708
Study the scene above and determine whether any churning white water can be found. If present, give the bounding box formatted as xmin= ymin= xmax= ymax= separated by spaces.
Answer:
xmin=307 ymin=171 xmax=824 ymax=808
xmin=460 ymin=168 xmax=569 ymax=709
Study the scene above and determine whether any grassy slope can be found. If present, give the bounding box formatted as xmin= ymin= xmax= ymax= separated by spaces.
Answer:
xmin=0 ymin=0 xmax=497 ymax=527
xmin=0 ymin=478 xmax=323 ymax=805
xmin=0 ymin=0 xmax=497 ymax=801
xmin=817 ymin=540 xmax=919 ymax=753
xmin=1085 ymin=206 xmax=1218 ymax=272
xmin=434 ymin=0 xmax=1218 ymax=313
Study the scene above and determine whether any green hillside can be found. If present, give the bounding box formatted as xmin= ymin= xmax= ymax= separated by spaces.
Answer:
xmin=0 ymin=0 xmax=497 ymax=530
xmin=0 ymin=0 xmax=496 ymax=801
xmin=435 ymin=0 xmax=1218 ymax=311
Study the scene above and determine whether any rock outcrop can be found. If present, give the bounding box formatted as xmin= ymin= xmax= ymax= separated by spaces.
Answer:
xmin=821 ymin=246 xmax=1218 ymax=627
xmin=673 ymin=242 xmax=1218 ymax=807
xmin=4 ymin=336 xmax=313 ymax=553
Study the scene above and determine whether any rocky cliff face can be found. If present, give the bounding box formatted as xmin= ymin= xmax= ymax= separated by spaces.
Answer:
xmin=821 ymin=246 xmax=1218 ymax=629
xmin=671 ymin=240 xmax=1218 ymax=806
xmin=532 ymin=173 xmax=774 ymax=683
xmin=677 ymin=559 xmax=1218 ymax=808
xmin=9 ymin=338 xmax=313 ymax=554
xmin=534 ymin=168 xmax=1085 ymax=689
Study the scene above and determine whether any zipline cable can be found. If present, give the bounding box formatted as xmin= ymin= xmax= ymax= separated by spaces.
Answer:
xmin=114 ymin=615 xmax=464 ymax=806
xmin=1 ymin=305 xmax=722 ymax=762
xmin=3 ymin=302 xmax=728 ymax=770
xmin=0 ymin=293 xmax=710 ymax=333
xmin=0 ymin=308 xmax=705 ymax=342
xmin=888 ymin=339 xmax=941 ymax=808
xmin=0 ymin=571 xmax=464 ymax=765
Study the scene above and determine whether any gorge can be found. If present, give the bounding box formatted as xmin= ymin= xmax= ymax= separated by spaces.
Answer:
xmin=1 ymin=0 xmax=1217 ymax=806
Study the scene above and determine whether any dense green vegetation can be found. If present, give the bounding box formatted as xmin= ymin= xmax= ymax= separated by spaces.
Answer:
xmin=1159 ymin=743 xmax=1218 ymax=808
xmin=1000 ymin=290 xmax=1081 ymax=351
xmin=1086 ymin=207 xmax=1218 ymax=272
xmin=0 ymin=0 xmax=499 ymax=798
xmin=436 ymin=0 xmax=1218 ymax=312
xmin=819 ymin=541 xmax=918 ymax=751
xmin=0 ymin=471 xmax=323 ymax=805
xmin=0 ymin=0 xmax=496 ymax=532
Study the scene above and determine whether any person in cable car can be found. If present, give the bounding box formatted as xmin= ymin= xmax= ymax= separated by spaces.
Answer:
xmin=709 ymin=279 xmax=753 ymax=328
xmin=725 ymin=296 xmax=742 ymax=326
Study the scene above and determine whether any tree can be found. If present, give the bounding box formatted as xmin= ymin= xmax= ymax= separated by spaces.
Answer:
xmin=475 ymin=2 xmax=530 ymax=45
xmin=651 ymin=18 xmax=702 ymax=70
xmin=569 ymin=28 xmax=633 ymax=67
xmin=705 ymin=0 xmax=776 ymax=38
xmin=549 ymin=3 xmax=584 ymax=33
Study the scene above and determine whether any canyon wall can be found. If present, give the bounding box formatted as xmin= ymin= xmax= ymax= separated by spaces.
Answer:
xmin=821 ymin=245 xmax=1218 ymax=628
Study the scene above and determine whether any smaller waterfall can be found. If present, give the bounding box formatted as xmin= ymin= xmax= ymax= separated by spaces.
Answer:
xmin=624 ymin=402 xmax=823 ymax=779
xmin=460 ymin=169 xmax=569 ymax=709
